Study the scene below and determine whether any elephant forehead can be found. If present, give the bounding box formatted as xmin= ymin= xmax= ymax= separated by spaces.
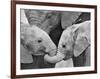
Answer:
xmin=24 ymin=26 xmax=54 ymax=48
xmin=60 ymin=29 xmax=72 ymax=42
xmin=25 ymin=26 xmax=50 ymax=38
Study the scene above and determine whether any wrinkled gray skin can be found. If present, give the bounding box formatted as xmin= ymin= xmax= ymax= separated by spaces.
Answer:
xmin=21 ymin=23 xmax=57 ymax=63
xmin=24 ymin=9 xmax=82 ymax=33
xmin=24 ymin=9 xmax=60 ymax=34
xmin=44 ymin=21 xmax=90 ymax=67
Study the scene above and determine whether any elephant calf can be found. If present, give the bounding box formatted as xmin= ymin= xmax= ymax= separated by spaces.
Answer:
xmin=21 ymin=23 xmax=57 ymax=68
xmin=44 ymin=21 xmax=91 ymax=67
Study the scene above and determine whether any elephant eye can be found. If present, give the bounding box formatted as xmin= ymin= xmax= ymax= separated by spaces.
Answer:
xmin=37 ymin=38 xmax=42 ymax=43
xmin=62 ymin=44 xmax=66 ymax=48
xmin=38 ymin=40 xmax=42 ymax=43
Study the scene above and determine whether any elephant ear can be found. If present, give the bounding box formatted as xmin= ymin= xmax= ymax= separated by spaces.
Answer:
xmin=73 ymin=34 xmax=90 ymax=57
xmin=21 ymin=44 xmax=33 ymax=63
xmin=20 ymin=24 xmax=33 ymax=63
xmin=73 ymin=22 xmax=90 ymax=57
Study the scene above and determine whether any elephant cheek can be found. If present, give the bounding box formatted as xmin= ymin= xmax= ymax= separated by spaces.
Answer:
xmin=63 ymin=51 xmax=73 ymax=60
xmin=58 ymin=47 xmax=73 ymax=60
xmin=58 ymin=47 xmax=66 ymax=55
xmin=35 ymin=46 xmax=46 ymax=56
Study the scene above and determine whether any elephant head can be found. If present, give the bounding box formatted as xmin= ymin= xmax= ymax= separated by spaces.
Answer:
xmin=21 ymin=23 xmax=57 ymax=63
xmin=44 ymin=21 xmax=90 ymax=65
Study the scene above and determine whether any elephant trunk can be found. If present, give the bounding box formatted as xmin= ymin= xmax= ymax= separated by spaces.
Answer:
xmin=44 ymin=51 xmax=65 ymax=63
xmin=44 ymin=37 xmax=57 ymax=56
xmin=46 ymin=48 xmax=57 ymax=57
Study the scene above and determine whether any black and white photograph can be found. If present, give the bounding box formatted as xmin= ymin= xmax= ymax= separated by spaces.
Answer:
xmin=20 ymin=9 xmax=91 ymax=69
xmin=11 ymin=1 xmax=97 ymax=78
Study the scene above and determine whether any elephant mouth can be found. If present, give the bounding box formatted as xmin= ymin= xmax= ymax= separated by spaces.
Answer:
xmin=33 ymin=49 xmax=46 ymax=56
xmin=34 ymin=49 xmax=57 ymax=56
